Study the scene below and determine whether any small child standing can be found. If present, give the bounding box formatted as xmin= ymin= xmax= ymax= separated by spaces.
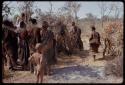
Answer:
xmin=28 ymin=43 xmax=46 ymax=83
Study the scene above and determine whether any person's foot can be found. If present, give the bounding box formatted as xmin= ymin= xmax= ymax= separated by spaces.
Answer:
xmin=93 ymin=55 xmax=96 ymax=61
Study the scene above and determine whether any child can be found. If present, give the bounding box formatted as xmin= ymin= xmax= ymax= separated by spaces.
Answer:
xmin=28 ymin=43 xmax=46 ymax=83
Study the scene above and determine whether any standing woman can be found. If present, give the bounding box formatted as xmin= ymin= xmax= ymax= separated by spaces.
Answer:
xmin=2 ymin=20 xmax=18 ymax=70
xmin=15 ymin=13 xmax=26 ymax=32
xmin=40 ymin=21 xmax=56 ymax=75
xmin=27 ymin=18 xmax=41 ymax=73
xmin=18 ymin=17 xmax=30 ymax=70
xmin=15 ymin=15 xmax=21 ymax=28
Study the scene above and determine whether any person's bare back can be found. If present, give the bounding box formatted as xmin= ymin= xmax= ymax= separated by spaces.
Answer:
xmin=29 ymin=52 xmax=45 ymax=83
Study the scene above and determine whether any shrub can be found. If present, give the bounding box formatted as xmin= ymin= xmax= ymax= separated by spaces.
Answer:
xmin=105 ymin=53 xmax=123 ymax=77
xmin=104 ymin=22 xmax=123 ymax=77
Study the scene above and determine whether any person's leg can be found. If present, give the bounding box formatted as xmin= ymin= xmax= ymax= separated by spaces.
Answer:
xmin=90 ymin=43 xmax=93 ymax=51
xmin=6 ymin=54 xmax=11 ymax=69
xmin=40 ymin=69 xmax=44 ymax=83
xmin=18 ymin=47 xmax=23 ymax=66
xmin=79 ymin=39 xmax=83 ymax=51
xmin=93 ymin=44 xmax=97 ymax=53
xmin=30 ymin=63 xmax=34 ymax=73
xmin=53 ymin=41 xmax=57 ymax=63
xmin=26 ymin=42 xmax=30 ymax=70
xmin=13 ymin=44 xmax=18 ymax=65
xmin=55 ymin=42 xmax=60 ymax=57
xmin=48 ymin=65 xmax=51 ymax=75
xmin=44 ymin=61 xmax=49 ymax=75
xmin=47 ymin=63 xmax=52 ymax=75
xmin=63 ymin=44 xmax=69 ymax=55
xmin=8 ymin=50 xmax=17 ymax=70
xmin=52 ymin=47 xmax=57 ymax=64
xmin=9 ymin=55 xmax=16 ymax=70
xmin=38 ymin=71 xmax=41 ymax=83
xmin=44 ymin=65 xmax=47 ymax=75
xmin=46 ymin=65 xmax=50 ymax=75
xmin=95 ymin=44 xmax=99 ymax=53
xmin=36 ymin=73 xmax=39 ymax=83
xmin=67 ymin=42 xmax=73 ymax=55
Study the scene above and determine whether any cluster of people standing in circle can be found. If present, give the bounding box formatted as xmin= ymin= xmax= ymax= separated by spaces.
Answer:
xmin=2 ymin=13 xmax=101 ymax=82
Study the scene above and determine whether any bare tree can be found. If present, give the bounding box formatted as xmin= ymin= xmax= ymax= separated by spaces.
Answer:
xmin=98 ymin=2 xmax=123 ymax=28
xmin=17 ymin=1 xmax=34 ymax=24
xmin=61 ymin=2 xmax=74 ymax=21
xmin=2 ymin=1 xmax=14 ymax=19
xmin=49 ymin=1 xmax=53 ymax=15
xmin=35 ymin=8 xmax=44 ymax=20
xmin=98 ymin=2 xmax=116 ymax=28
xmin=48 ymin=1 xmax=53 ymax=24
xmin=85 ymin=13 xmax=97 ymax=26
xmin=111 ymin=2 xmax=123 ymax=20
xmin=72 ymin=2 xmax=81 ymax=22
xmin=60 ymin=1 xmax=81 ymax=23
xmin=98 ymin=2 xmax=108 ymax=28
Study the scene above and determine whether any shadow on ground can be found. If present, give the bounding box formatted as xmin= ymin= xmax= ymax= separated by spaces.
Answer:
xmin=51 ymin=65 xmax=100 ymax=81
xmin=71 ymin=50 xmax=90 ymax=58
xmin=95 ymin=55 xmax=116 ymax=61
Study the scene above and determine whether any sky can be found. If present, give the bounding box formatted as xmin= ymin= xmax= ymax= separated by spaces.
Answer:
xmin=3 ymin=1 xmax=124 ymax=19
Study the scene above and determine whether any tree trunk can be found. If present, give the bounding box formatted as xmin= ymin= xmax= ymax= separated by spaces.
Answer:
xmin=102 ymin=20 xmax=103 ymax=29
xmin=25 ymin=5 xmax=28 ymax=24
xmin=75 ymin=12 xmax=77 ymax=23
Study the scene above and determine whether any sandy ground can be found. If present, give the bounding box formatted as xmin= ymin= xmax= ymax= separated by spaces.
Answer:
xmin=2 ymin=36 xmax=123 ymax=83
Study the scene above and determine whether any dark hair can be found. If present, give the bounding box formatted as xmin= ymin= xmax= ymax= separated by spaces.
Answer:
xmin=20 ymin=21 xmax=26 ymax=28
xmin=72 ymin=22 xmax=75 ymax=24
xmin=29 ymin=18 xmax=37 ymax=25
xmin=3 ymin=20 xmax=14 ymax=27
xmin=91 ymin=26 xmax=96 ymax=31
xmin=72 ymin=22 xmax=75 ymax=25
xmin=42 ymin=21 xmax=48 ymax=26
xmin=21 ymin=13 xmax=25 ymax=17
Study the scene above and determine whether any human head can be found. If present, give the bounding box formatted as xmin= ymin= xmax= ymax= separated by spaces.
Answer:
xmin=16 ymin=15 xmax=20 ymax=20
xmin=42 ymin=21 xmax=48 ymax=29
xmin=72 ymin=22 xmax=75 ymax=26
xmin=20 ymin=21 xmax=26 ymax=29
xmin=29 ymin=18 xmax=37 ymax=25
xmin=21 ymin=13 xmax=25 ymax=21
xmin=91 ymin=26 xmax=96 ymax=31
xmin=35 ymin=43 xmax=43 ymax=53
xmin=3 ymin=19 xmax=14 ymax=27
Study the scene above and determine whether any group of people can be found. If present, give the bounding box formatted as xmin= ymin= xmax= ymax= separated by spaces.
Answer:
xmin=2 ymin=13 xmax=101 ymax=83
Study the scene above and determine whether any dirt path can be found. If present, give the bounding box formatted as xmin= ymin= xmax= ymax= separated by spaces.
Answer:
xmin=3 ymin=36 xmax=122 ymax=83
xmin=3 ymin=52 xmax=122 ymax=83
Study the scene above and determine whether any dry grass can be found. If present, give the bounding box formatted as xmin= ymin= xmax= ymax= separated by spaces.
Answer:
xmin=3 ymin=67 xmax=13 ymax=79
xmin=78 ymin=20 xmax=123 ymax=78
xmin=104 ymin=21 xmax=123 ymax=77
xmin=3 ymin=20 xmax=123 ymax=83
xmin=105 ymin=55 xmax=123 ymax=77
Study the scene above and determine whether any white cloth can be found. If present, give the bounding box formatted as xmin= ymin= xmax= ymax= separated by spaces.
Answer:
xmin=15 ymin=18 xmax=21 ymax=28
